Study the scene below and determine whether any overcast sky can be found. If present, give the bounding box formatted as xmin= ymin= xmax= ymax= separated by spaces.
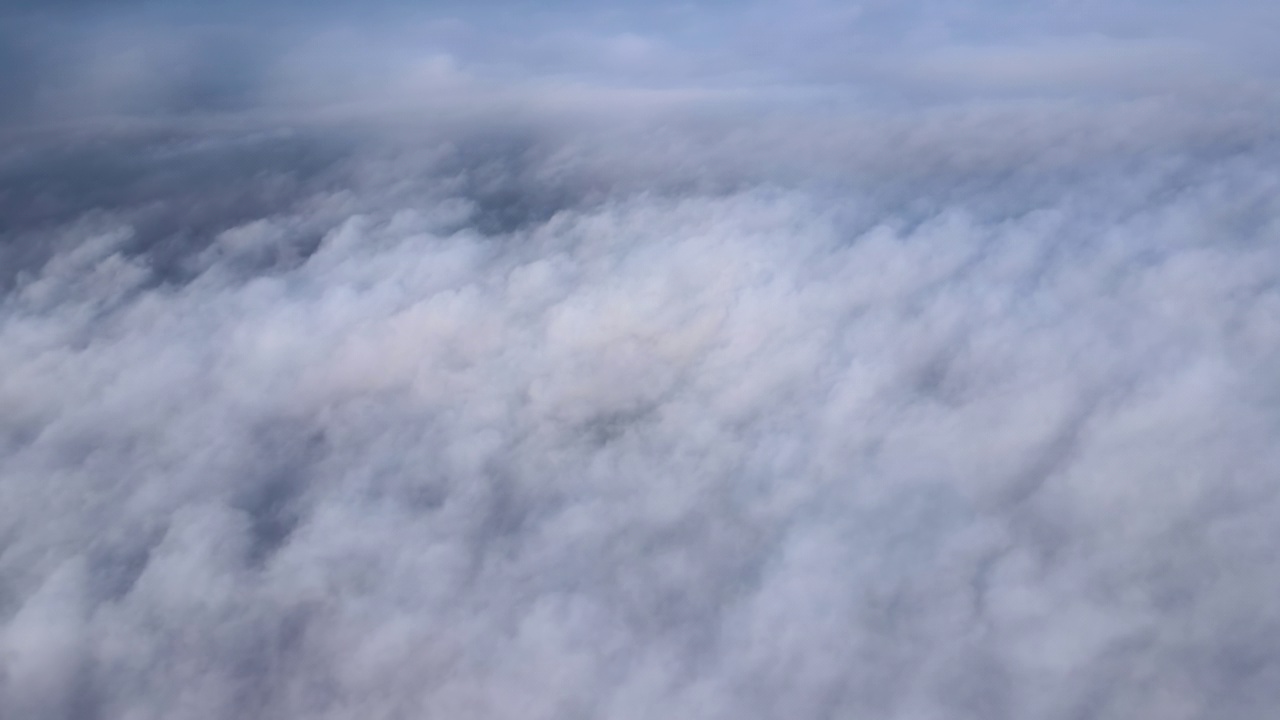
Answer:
xmin=2 ymin=3 xmax=1279 ymax=720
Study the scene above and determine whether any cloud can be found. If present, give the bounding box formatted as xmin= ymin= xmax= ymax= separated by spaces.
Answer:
xmin=2 ymin=2 xmax=1280 ymax=719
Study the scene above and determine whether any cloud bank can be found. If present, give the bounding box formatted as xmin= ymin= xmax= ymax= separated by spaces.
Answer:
xmin=2 ymin=2 xmax=1280 ymax=719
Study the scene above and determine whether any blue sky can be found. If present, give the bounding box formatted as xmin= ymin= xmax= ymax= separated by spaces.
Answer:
xmin=2 ymin=0 xmax=1276 ymax=124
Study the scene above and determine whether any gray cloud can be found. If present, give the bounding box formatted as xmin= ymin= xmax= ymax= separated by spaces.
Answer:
xmin=2 ymin=3 xmax=1280 ymax=719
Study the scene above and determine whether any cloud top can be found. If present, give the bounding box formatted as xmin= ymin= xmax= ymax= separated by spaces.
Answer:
xmin=2 ymin=2 xmax=1279 ymax=719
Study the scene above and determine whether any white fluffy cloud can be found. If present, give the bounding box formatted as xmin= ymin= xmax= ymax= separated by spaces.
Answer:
xmin=2 ymin=3 xmax=1280 ymax=719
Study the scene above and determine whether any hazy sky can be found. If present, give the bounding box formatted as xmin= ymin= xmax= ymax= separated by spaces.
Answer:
xmin=2 ymin=3 xmax=1279 ymax=719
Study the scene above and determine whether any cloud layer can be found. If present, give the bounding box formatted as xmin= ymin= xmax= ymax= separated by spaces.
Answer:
xmin=2 ymin=3 xmax=1279 ymax=719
